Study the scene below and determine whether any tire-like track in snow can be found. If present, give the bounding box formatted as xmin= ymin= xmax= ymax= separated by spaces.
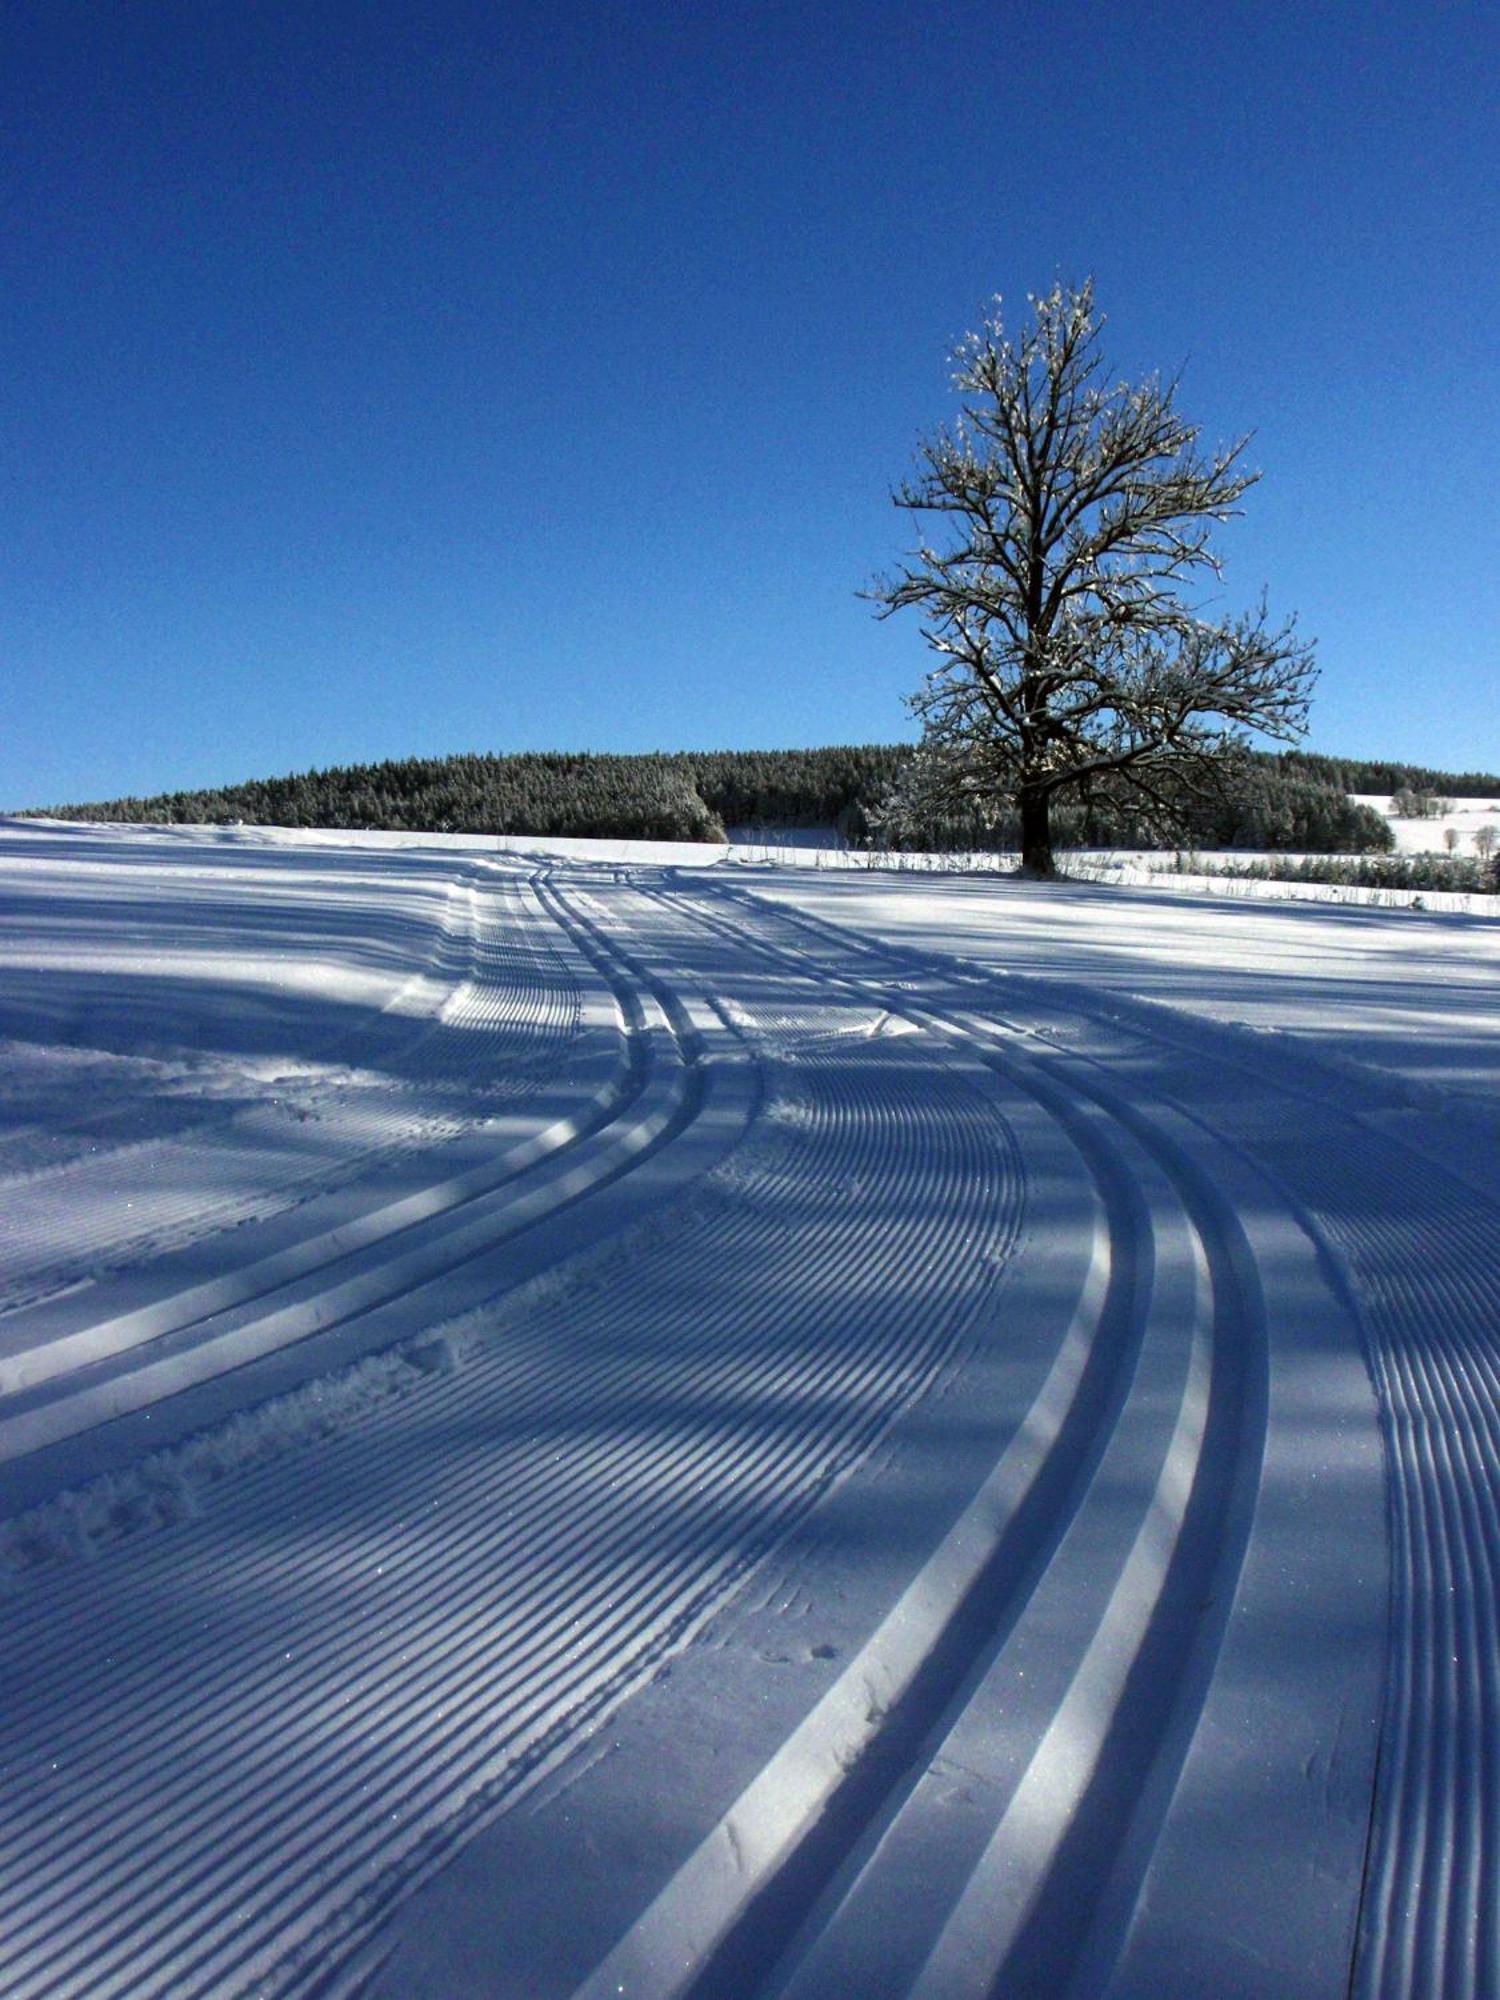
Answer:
xmin=0 ymin=872 xmax=1030 ymax=1999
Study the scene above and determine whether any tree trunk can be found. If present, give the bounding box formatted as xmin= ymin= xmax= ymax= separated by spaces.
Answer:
xmin=1017 ymin=781 xmax=1056 ymax=877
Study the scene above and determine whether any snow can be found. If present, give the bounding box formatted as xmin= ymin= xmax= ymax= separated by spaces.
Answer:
xmin=1352 ymin=791 xmax=1500 ymax=855
xmin=1 ymin=815 xmax=1497 ymax=1997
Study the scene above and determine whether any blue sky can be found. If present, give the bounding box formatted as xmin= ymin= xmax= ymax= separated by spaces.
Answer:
xmin=4 ymin=0 xmax=1497 ymax=806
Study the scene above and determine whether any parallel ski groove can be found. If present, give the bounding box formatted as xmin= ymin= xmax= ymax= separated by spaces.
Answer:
xmin=3 ymin=1099 xmax=959 ymax=1721
xmin=0 ymin=868 xmax=675 ymax=1452
xmin=5 ymin=1120 xmax=1004 ymax=1864
xmin=14 ymin=1264 xmax=1000 ymax=1984
xmin=613 ymin=880 xmax=1263 ymax=1997
xmin=1 ymin=1076 xmax=1002 ymax=1888
xmin=1188 ymin=1084 xmax=1500 ymax=2000
xmin=0 ymin=876 xmax=1027 ymax=1998
xmin=724 ymin=876 xmax=1500 ymax=2000
xmin=0 ymin=865 xmax=584 ymax=1317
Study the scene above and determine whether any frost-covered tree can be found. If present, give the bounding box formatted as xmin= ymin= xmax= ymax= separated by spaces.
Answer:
xmin=871 ymin=280 xmax=1317 ymax=875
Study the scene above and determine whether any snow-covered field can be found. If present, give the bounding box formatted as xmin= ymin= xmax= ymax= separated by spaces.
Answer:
xmin=1353 ymin=793 xmax=1500 ymax=856
xmin=1 ymin=817 xmax=1497 ymax=2000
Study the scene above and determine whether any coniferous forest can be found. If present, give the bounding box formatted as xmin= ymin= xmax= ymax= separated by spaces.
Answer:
xmin=20 ymin=745 xmax=1499 ymax=854
xmin=23 ymin=747 xmax=904 ymax=843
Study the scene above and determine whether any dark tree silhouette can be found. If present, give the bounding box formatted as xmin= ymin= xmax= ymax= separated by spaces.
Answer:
xmin=872 ymin=281 xmax=1318 ymax=875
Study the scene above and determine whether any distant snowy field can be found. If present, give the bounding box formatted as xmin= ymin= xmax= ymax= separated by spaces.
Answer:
xmin=1350 ymin=791 xmax=1500 ymax=854
xmin=1 ymin=816 xmax=1497 ymax=1999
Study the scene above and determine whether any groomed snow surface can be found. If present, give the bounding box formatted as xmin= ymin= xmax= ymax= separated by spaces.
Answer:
xmin=1 ymin=819 xmax=1497 ymax=2000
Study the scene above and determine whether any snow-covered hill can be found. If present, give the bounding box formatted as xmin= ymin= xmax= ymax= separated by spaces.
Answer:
xmin=1 ymin=818 xmax=1497 ymax=1998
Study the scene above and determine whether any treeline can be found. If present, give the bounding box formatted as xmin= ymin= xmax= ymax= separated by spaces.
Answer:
xmin=1277 ymin=751 xmax=1500 ymax=799
xmin=682 ymin=746 xmax=906 ymax=835
xmin=1087 ymin=760 xmax=1402 ymax=854
xmin=27 ymin=743 xmax=1499 ymax=853
xmin=888 ymin=762 xmax=1396 ymax=856
xmin=28 ymin=746 xmax=909 ymax=845
xmin=1180 ymin=852 xmax=1499 ymax=896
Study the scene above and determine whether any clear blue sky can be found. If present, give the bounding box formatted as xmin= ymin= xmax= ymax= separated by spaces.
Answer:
xmin=5 ymin=0 xmax=1497 ymax=807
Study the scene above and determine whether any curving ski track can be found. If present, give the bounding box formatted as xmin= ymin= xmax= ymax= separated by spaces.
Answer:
xmin=0 ymin=865 xmax=1027 ymax=1997
xmin=0 ymin=843 xmax=1495 ymax=1997
xmin=563 ymin=879 xmax=1278 ymax=2000
xmin=0 ymin=864 xmax=583 ymax=1316
xmin=694 ymin=876 xmax=1500 ymax=2000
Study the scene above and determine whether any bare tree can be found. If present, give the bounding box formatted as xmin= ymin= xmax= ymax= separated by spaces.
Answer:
xmin=871 ymin=280 xmax=1317 ymax=875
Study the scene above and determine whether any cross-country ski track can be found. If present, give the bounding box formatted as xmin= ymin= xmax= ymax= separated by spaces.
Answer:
xmin=1 ymin=823 xmax=1497 ymax=1999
